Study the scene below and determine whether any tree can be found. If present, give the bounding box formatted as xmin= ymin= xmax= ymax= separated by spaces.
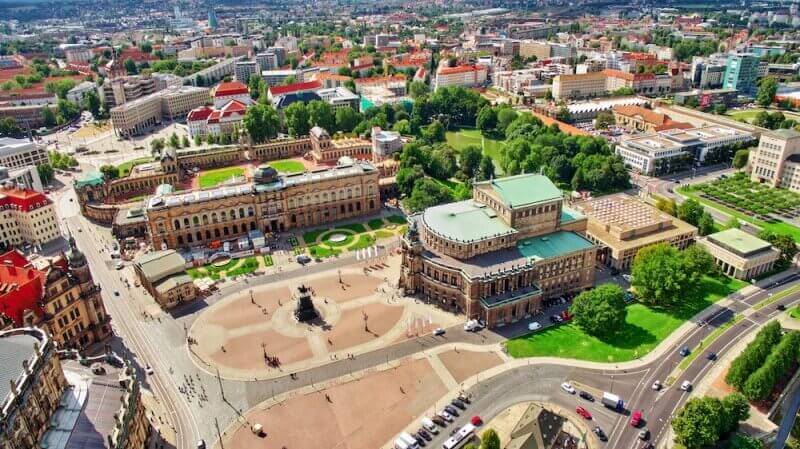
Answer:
xmin=284 ymin=102 xmax=311 ymax=137
xmin=396 ymin=165 xmax=425 ymax=196
xmin=0 ymin=117 xmax=22 ymax=137
xmin=282 ymin=74 xmax=297 ymax=85
xmin=672 ymin=397 xmax=727 ymax=449
xmin=408 ymin=81 xmax=429 ymax=99
xmin=655 ymin=196 xmax=677 ymax=216
xmin=99 ymin=164 xmax=119 ymax=180
xmin=725 ymin=321 xmax=782 ymax=390
xmin=248 ymin=73 xmax=265 ymax=100
xmin=595 ymin=111 xmax=616 ymax=129
xmin=631 ymin=243 xmax=704 ymax=307
xmin=181 ymin=135 xmax=190 ymax=148
xmin=459 ymin=145 xmax=482 ymax=178
xmin=555 ymin=105 xmax=572 ymax=123
xmin=569 ymin=283 xmax=627 ymax=338
xmin=677 ymin=198 xmax=705 ymax=225
xmin=422 ymin=119 xmax=445 ymax=143
xmin=404 ymin=178 xmax=453 ymax=212
xmin=41 ymin=107 xmax=57 ymax=127
xmin=194 ymin=134 xmax=202 ymax=146
xmin=168 ymin=132 xmax=180 ymax=149
xmin=758 ymin=229 xmax=798 ymax=268
xmin=733 ymin=149 xmax=750 ymax=169
xmin=697 ymin=212 xmax=715 ymax=236
xmin=242 ymin=103 xmax=280 ymax=143
xmin=150 ymin=137 xmax=165 ymax=154
xmin=729 ymin=435 xmax=762 ymax=449
xmin=45 ymin=79 xmax=77 ymax=100
xmin=307 ymin=100 xmax=336 ymax=132
xmin=124 ymin=58 xmax=138 ymax=75
xmin=82 ymin=90 xmax=101 ymax=116
xmin=476 ymin=106 xmax=497 ymax=135
xmin=37 ymin=163 xmax=54 ymax=185
xmin=496 ymin=108 xmax=518 ymax=134
xmin=480 ymin=429 xmax=500 ymax=449
xmin=721 ymin=392 xmax=750 ymax=434
xmin=726 ymin=216 xmax=741 ymax=229
xmin=139 ymin=41 xmax=153 ymax=54
xmin=335 ymin=106 xmax=361 ymax=133
xmin=392 ymin=119 xmax=411 ymax=135
xmin=757 ymin=77 xmax=778 ymax=107
xmin=478 ymin=155 xmax=495 ymax=181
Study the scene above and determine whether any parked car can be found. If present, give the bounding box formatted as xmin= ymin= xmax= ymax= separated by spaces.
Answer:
xmin=296 ymin=254 xmax=311 ymax=265
xmin=593 ymin=426 xmax=607 ymax=442
xmin=561 ymin=382 xmax=576 ymax=394
xmin=451 ymin=399 xmax=466 ymax=410
xmin=197 ymin=440 xmax=206 ymax=449
xmin=651 ymin=380 xmax=662 ymax=391
xmin=579 ymin=391 xmax=594 ymax=401
xmin=412 ymin=433 xmax=426 ymax=447
xmin=679 ymin=346 xmax=691 ymax=357
xmin=470 ymin=415 xmax=483 ymax=426
xmin=638 ymin=429 xmax=650 ymax=441
xmin=680 ymin=380 xmax=693 ymax=392
xmin=778 ymin=304 xmax=787 ymax=311
xmin=431 ymin=415 xmax=446 ymax=427
xmin=528 ymin=321 xmax=542 ymax=331
xmin=630 ymin=410 xmax=643 ymax=427
xmin=576 ymin=406 xmax=592 ymax=419
xmin=444 ymin=405 xmax=459 ymax=417
xmin=145 ymin=365 xmax=154 ymax=375
xmin=439 ymin=410 xmax=453 ymax=422
xmin=433 ymin=328 xmax=446 ymax=336
xmin=417 ymin=429 xmax=431 ymax=441
xmin=458 ymin=393 xmax=471 ymax=404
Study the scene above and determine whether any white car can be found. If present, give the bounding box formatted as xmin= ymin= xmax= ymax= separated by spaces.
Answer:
xmin=561 ymin=382 xmax=576 ymax=394
xmin=439 ymin=410 xmax=454 ymax=422
xmin=652 ymin=380 xmax=662 ymax=391
xmin=464 ymin=319 xmax=480 ymax=331
xmin=433 ymin=328 xmax=446 ymax=336
xmin=680 ymin=380 xmax=692 ymax=392
xmin=528 ymin=321 xmax=542 ymax=331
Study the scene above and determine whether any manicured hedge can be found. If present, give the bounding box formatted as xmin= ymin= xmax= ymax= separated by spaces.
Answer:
xmin=742 ymin=331 xmax=800 ymax=401
xmin=725 ymin=321 xmax=782 ymax=390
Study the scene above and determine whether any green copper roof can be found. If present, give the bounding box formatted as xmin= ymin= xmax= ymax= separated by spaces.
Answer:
xmin=560 ymin=207 xmax=584 ymax=225
xmin=75 ymin=170 xmax=105 ymax=188
xmin=422 ymin=200 xmax=516 ymax=243
xmin=485 ymin=174 xmax=563 ymax=209
xmin=517 ymin=231 xmax=594 ymax=261
xmin=707 ymin=228 xmax=773 ymax=257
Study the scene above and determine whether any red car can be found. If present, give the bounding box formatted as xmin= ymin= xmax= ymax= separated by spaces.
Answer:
xmin=470 ymin=416 xmax=483 ymax=426
xmin=630 ymin=409 xmax=642 ymax=427
xmin=576 ymin=406 xmax=592 ymax=420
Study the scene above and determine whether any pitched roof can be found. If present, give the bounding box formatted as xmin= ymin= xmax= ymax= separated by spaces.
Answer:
xmin=214 ymin=81 xmax=249 ymax=97
xmin=268 ymin=80 xmax=322 ymax=96
xmin=0 ymin=250 xmax=45 ymax=326
xmin=0 ymin=188 xmax=52 ymax=212
xmin=612 ymin=105 xmax=668 ymax=125
xmin=187 ymin=106 xmax=213 ymax=122
xmin=602 ymin=69 xmax=655 ymax=81
xmin=354 ymin=74 xmax=406 ymax=86
xmin=135 ymin=250 xmax=186 ymax=284
xmin=483 ymin=173 xmax=564 ymax=209
xmin=437 ymin=64 xmax=487 ymax=75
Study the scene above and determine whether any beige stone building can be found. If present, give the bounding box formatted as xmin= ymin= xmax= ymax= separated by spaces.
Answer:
xmin=519 ymin=41 xmax=552 ymax=61
xmin=0 ymin=186 xmax=61 ymax=248
xmin=146 ymin=162 xmax=381 ymax=250
xmin=134 ymin=249 xmax=197 ymax=309
xmin=750 ymin=128 xmax=800 ymax=191
xmin=697 ymin=228 xmax=780 ymax=280
xmin=572 ymin=193 xmax=697 ymax=270
xmin=400 ymin=174 xmax=597 ymax=328
xmin=0 ymin=327 xmax=67 ymax=449
xmin=111 ymin=85 xmax=210 ymax=137
xmin=552 ymin=72 xmax=607 ymax=100
xmin=310 ymin=126 xmax=372 ymax=163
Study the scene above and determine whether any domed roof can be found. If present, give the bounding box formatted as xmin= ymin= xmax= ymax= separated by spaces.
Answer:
xmin=66 ymin=235 xmax=86 ymax=268
xmin=253 ymin=165 xmax=279 ymax=184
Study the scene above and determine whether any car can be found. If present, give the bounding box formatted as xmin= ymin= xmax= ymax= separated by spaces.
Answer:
xmin=444 ymin=405 xmax=459 ymax=417
xmin=470 ymin=415 xmax=483 ymax=426
xmin=528 ymin=321 xmax=542 ymax=331
xmin=641 ymin=444 xmax=655 ymax=449
xmin=197 ymin=440 xmax=206 ymax=449
xmin=451 ymin=399 xmax=466 ymax=410
xmin=679 ymin=346 xmax=691 ymax=357
xmin=630 ymin=410 xmax=643 ymax=427
xmin=145 ymin=365 xmax=153 ymax=375
xmin=579 ymin=391 xmax=594 ymax=401
xmin=431 ymin=416 xmax=446 ymax=427
xmin=296 ymin=254 xmax=311 ymax=265
xmin=433 ymin=328 xmax=446 ymax=336
xmin=439 ymin=410 xmax=453 ymax=422
xmin=412 ymin=434 xmax=426 ymax=446
xmin=593 ymin=426 xmax=607 ymax=442
xmin=681 ymin=380 xmax=693 ymax=392
xmin=576 ymin=406 xmax=592 ymax=419
xmin=707 ymin=352 xmax=717 ymax=361
xmin=458 ymin=393 xmax=471 ymax=404
xmin=777 ymin=304 xmax=787 ymax=311
xmin=638 ymin=429 xmax=650 ymax=441
xmin=561 ymin=382 xmax=576 ymax=394
xmin=91 ymin=364 xmax=106 ymax=375
xmin=113 ymin=290 xmax=120 ymax=297
xmin=652 ymin=380 xmax=662 ymax=390
xmin=115 ymin=261 xmax=124 ymax=270
xmin=464 ymin=319 xmax=481 ymax=331
xmin=417 ymin=429 xmax=431 ymax=441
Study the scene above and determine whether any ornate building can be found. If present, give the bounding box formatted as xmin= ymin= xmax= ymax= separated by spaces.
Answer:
xmin=400 ymin=174 xmax=597 ymax=328
xmin=146 ymin=162 xmax=381 ymax=250
xmin=0 ymin=240 xmax=111 ymax=349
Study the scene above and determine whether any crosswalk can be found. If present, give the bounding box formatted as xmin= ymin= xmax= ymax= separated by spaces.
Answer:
xmin=355 ymin=245 xmax=383 ymax=261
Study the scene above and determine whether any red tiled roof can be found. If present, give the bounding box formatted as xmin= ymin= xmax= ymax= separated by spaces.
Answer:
xmin=268 ymin=80 xmax=322 ymax=96
xmin=0 ymin=249 xmax=45 ymax=326
xmin=220 ymin=100 xmax=247 ymax=115
xmin=354 ymin=75 xmax=406 ymax=85
xmin=214 ymin=81 xmax=249 ymax=97
xmin=602 ymin=69 xmax=655 ymax=81
xmin=187 ymin=106 xmax=213 ymax=122
xmin=0 ymin=188 xmax=52 ymax=212
xmin=530 ymin=111 xmax=592 ymax=137
xmin=437 ymin=64 xmax=487 ymax=76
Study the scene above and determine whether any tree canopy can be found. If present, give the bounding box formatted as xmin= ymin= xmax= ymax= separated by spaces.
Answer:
xmin=242 ymin=103 xmax=280 ymax=143
xmin=569 ymin=283 xmax=627 ymax=338
xmin=631 ymin=244 xmax=715 ymax=307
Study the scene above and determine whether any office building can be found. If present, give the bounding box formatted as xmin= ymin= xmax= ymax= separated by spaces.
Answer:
xmin=433 ymin=65 xmax=488 ymax=90
xmin=0 ymin=138 xmax=49 ymax=170
xmin=572 ymin=193 xmax=697 ymax=270
xmin=110 ymin=86 xmax=210 ymax=137
xmin=234 ymin=60 xmax=259 ymax=83
xmin=400 ymin=174 xmax=597 ymax=328
xmin=723 ymin=53 xmax=760 ymax=96
xmin=697 ymin=228 xmax=780 ymax=280
xmin=0 ymin=186 xmax=60 ymax=248
xmin=316 ymin=87 xmax=359 ymax=111
xmin=750 ymin=128 xmax=800 ymax=191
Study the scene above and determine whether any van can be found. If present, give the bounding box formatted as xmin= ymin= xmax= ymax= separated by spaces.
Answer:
xmin=394 ymin=432 xmax=419 ymax=449
xmin=421 ymin=418 xmax=439 ymax=434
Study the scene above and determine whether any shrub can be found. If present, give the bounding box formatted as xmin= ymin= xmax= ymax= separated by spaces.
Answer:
xmin=725 ymin=321 xmax=782 ymax=390
xmin=742 ymin=331 xmax=800 ymax=401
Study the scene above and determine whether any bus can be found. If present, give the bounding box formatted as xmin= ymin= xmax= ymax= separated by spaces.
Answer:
xmin=442 ymin=423 xmax=476 ymax=449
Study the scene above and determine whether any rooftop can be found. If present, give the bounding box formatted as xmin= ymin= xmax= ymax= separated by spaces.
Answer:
xmin=482 ymin=173 xmax=564 ymax=209
xmin=516 ymin=231 xmax=595 ymax=262
xmin=422 ymin=200 xmax=516 ymax=243
xmin=706 ymin=228 xmax=774 ymax=257
xmin=0 ymin=332 xmax=38 ymax=404
xmin=134 ymin=250 xmax=186 ymax=283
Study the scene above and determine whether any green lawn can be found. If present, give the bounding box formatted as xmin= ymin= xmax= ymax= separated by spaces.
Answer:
xmin=268 ymin=159 xmax=305 ymax=174
xmin=445 ymin=128 xmax=506 ymax=173
xmin=349 ymin=233 xmax=377 ymax=251
xmin=726 ymin=109 xmax=800 ymax=124
xmin=676 ymin=185 xmax=800 ymax=242
xmin=198 ymin=167 xmax=245 ymax=188
xmin=263 ymin=255 xmax=274 ymax=267
xmin=790 ymin=306 xmax=800 ymax=319
xmin=367 ymin=218 xmax=385 ymax=230
xmin=386 ymin=215 xmax=407 ymax=225
xmin=309 ymin=245 xmax=340 ymax=258
xmin=117 ymin=157 xmax=153 ymax=177
xmin=506 ymin=276 xmax=747 ymax=362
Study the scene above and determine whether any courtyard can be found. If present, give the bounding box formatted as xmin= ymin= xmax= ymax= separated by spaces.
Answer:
xmin=187 ymin=257 xmax=462 ymax=380
xmin=300 ymin=215 xmax=407 ymax=259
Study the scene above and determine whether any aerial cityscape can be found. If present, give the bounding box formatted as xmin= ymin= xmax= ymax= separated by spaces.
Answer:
xmin=4 ymin=1 xmax=800 ymax=449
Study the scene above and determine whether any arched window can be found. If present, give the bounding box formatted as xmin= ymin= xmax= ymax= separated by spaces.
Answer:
xmin=196 ymin=231 xmax=202 ymax=241
xmin=239 ymin=208 xmax=245 ymax=219
xmin=233 ymin=224 xmax=238 ymax=234
xmin=184 ymin=218 xmax=190 ymax=227
xmin=177 ymin=235 xmax=184 ymax=245
xmin=193 ymin=216 xmax=199 ymax=226
xmin=205 ymin=230 xmax=211 ymax=239
xmin=211 ymin=213 xmax=218 ymax=223
xmin=174 ymin=219 xmax=181 ymax=230
xmin=202 ymin=215 xmax=209 ymax=225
